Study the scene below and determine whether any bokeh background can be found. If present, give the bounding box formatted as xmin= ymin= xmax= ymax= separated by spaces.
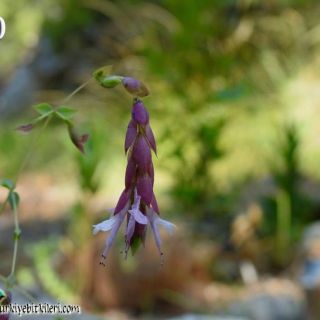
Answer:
xmin=1 ymin=0 xmax=320 ymax=319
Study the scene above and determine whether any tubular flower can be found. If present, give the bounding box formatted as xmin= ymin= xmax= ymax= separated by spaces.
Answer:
xmin=93 ymin=98 xmax=175 ymax=265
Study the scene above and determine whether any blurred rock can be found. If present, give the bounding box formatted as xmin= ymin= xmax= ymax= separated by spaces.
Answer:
xmin=0 ymin=66 xmax=36 ymax=118
xmin=229 ymin=293 xmax=305 ymax=320
xmin=299 ymin=222 xmax=320 ymax=319
xmin=168 ymin=315 xmax=248 ymax=320
xmin=0 ymin=37 xmax=67 ymax=119
xmin=224 ymin=278 xmax=306 ymax=320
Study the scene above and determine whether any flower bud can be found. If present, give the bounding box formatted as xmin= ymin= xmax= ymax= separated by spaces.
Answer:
xmin=132 ymin=100 xmax=149 ymax=125
xmin=122 ymin=77 xmax=149 ymax=97
xmin=16 ymin=123 xmax=34 ymax=133
xmin=124 ymin=120 xmax=137 ymax=153
xmin=132 ymin=136 xmax=152 ymax=171
xmin=68 ymin=125 xmax=89 ymax=154
xmin=125 ymin=157 xmax=136 ymax=188
xmin=136 ymin=175 xmax=153 ymax=205
xmin=148 ymin=162 xmax=154 ymax=186
xmin=114 ymin=189 xmax=131 ymax=214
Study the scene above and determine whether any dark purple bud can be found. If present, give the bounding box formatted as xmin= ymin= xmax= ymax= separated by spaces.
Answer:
xmin=145 ymin=124 xmax=157 ymax=154
xmin=137 ymin=175 xmax=153 ymax=206
xmin=16 ymin=123 xmax=34 ymax=133
xmin=114 ymin=189 xmax=131 ymax=214
xmin=132 ymin=135 xmax=152 ymax=171
xmin=124 ymin=120 xmax=137 ymax=153
xmin=132 ymin=100 xmax=149 ymax=125
xmin=148 ymin=162 xmax=154 ymax=186
xmin=122 ymin=77 xmax=149 ymax=97
xmin=125 ymin=157 xmax=136 ymax=188
xmin=151 ymin=194 xmax=160 ymax=214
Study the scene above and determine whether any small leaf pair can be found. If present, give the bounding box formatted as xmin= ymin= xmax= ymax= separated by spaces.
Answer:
xmin=16 ymin=103 xmax=88 ymax=154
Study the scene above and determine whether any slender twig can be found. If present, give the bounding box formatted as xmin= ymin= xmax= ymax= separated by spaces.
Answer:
xmin=8 ymin=193 xmax=21 ymax=280
xmin=59 ymin=79 xmax=92 ymax=105
xmin=13 ymin=115 xmax=52 ymax=183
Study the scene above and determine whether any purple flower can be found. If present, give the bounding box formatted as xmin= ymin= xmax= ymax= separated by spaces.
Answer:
xmin=125 ymin=189 xmax=148 ymax=252
xmin=93 ymin=97 xmax=175 ymax=265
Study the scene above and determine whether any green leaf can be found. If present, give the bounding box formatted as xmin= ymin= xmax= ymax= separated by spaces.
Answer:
xmin=8 ymin=191 xmax=20 ymax=210
xmin=33 ymin=103 xmax=54 ymax=116
xmin=0 ymin=178 xmax=15 ymax=190
xmin=55 ymin=106 xmax=77 ymax=121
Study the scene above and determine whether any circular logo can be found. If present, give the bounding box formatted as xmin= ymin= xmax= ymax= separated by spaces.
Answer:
xmin=0 ymin=17 xmax=6 ymax=39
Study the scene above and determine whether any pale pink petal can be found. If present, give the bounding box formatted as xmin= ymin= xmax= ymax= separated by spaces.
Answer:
xmin=101 ymin=206 xmax=128 ymax=262
xmin=157 ymin=218 xmax=176 ymax=235
xmin=126 ymin=214 xmax=136 ymax=244
xmin=92 ymin=216 xmax=117 ymax=235
xmin=130 ymin=209 xmax=148 ymax=225
xmin=128 ymin=189 xmax=148 ymax=224
xmin=146 ymin=207 xmax=163 ymax=255
xmin=150 ymin=218 xmax=163 ymax=256
xmin=131 ymin=188 xmax=141 ymax=210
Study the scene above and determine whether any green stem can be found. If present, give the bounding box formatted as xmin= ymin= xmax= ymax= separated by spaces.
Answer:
xmin=60 ymin=79 xmax=92 ymax=105
xmin=8 ymin=197 xmax=21 ymax=280
xmin=14 ymin=115 xmax=52 ymax=183
xmin=276 ymin=189 xmax=291 ymax=265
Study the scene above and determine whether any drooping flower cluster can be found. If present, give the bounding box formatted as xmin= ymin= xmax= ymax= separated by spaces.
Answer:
xmin=93 ymin=97 xmax=175 ymax=265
